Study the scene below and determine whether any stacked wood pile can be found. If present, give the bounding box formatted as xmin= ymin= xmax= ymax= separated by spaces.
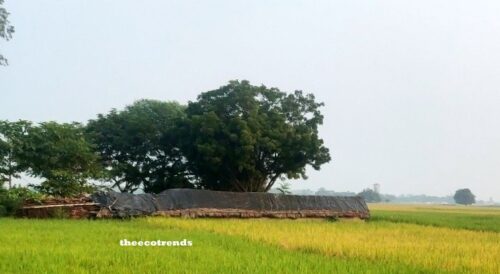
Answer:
xmin=18 ymin=196 xmax=100 ymax=219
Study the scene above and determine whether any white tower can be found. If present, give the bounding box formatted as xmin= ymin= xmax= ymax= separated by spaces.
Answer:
xmin=373 ymin=183 xmax=380 ymax=193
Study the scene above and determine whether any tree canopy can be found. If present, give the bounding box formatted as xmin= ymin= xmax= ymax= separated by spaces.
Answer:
xmin=453 ymin=188 xmax=475 ymax=205
xmin=0 ymin=120 xmax=30 ymax=188
xmin=179 ymin=80 xmax=331 ymax=192
xmin=1 ymin=81 xmax=332 ymax=196
xmin=15 ymin=122 xmax=100 ymax=196
xmin=0 ymin=0 xmax=15 ymax=65
xmin=86 ymin=100 xmax=191 ymax=193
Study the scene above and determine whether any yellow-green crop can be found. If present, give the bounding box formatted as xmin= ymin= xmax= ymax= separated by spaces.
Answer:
xmin=1 ymin=205 xmax=499 ymax=273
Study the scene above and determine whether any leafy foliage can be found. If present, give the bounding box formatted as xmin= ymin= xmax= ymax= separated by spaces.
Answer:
xmin=0 ymin=187 xmax=18 ymax=216
xmin=4 ymin=185 xmax=43 ymax=202
xmin=0 ymin=120 xmax=31 ymax=188
xmin=0 ymin=185 xmax=42 ymax=216
xmin=180 ymin=80 xmax=330 ymax=192
xmin=0 ymin=0 xmax=15 ymax=65
xmin=2 ymin=81 xmax=331 ymax=195
xmin=15 ymin=122 xmax=100 ymax=196
xmin=453 ymin=188 xmax=475 ymax=205
xmin=86 ymin=100 xmax=191 ymax=193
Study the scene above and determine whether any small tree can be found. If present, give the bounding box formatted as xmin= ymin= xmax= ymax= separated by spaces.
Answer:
xmin=0 ymin=120 xmax=31 ymax=188
xmin=358 ymin=188 xmax=381 ymax=203
xmin=453 ymin=189 xmax=475 ymax=205
xmin=16 ymin=122 xmax=100 ymax=197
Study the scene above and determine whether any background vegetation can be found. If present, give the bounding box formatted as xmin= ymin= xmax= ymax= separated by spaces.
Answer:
xmin=1 ymin=81 xmax=330 ymax=197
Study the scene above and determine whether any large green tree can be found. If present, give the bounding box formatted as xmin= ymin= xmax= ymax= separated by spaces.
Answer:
xmin=15 ymin=122 xmax=100 ymax=196
xmin=179 ymin=80 xmax=331 ymax=192
xmin=86 ymin=100 xmax=191 ymax=193
xmin=0 ymin=120 xmax=30 ymax=188
xmin=0 ymin=0 xmax=15 ymax=65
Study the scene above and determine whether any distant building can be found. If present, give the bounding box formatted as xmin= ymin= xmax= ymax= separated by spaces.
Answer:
xmin=373 ymin=183 xmax=381 ymax=193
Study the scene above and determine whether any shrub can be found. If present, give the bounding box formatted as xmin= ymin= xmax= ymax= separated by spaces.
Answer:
xmin=0 ymin=186 xmax=43 ymax=216
xmin=0 ymin=191 xmax=22 ymax=217
xmin=7 ymin=186 xmax=44 ymax=203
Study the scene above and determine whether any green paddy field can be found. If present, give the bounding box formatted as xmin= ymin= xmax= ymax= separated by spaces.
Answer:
xmin=1 ymin=204 xmax=499 ymax=273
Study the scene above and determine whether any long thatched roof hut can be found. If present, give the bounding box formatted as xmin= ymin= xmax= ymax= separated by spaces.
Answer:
xmin=92 ymin=189 xmax=370 ymax=219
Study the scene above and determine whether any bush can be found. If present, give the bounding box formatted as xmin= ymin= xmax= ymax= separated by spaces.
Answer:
xmin=0 ymin=192 xmax=22 ymax=217
xmin=0 ymin=186 xmax=43 ymax=216
xmin=7 ymin=186 xmax=44 ymax=203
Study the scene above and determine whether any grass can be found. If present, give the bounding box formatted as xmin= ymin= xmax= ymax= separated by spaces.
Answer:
xmin=369 ymin=204 xmax=500 ymax=232
xmin=0 ymin=218 xmax=428 ymax=274
xmin=0 ymin=205 xmax=499 ymax=273
xmin=154 ymin=217 xmax=499 ymax=273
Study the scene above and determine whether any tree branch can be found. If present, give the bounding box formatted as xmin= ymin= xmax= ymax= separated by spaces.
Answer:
xmin=264 ymin=173 xmax=282 ymax=192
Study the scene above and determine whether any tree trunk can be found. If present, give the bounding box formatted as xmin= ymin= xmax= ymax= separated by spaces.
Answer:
xmin=8 ymin=157 xmax=12 ymax=189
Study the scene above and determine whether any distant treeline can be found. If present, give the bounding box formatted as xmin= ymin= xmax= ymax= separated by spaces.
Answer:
xmin=286 ymin=189 xmax=456 ymax=203
xmin=0 ymin=81 xmax=330 ymax=196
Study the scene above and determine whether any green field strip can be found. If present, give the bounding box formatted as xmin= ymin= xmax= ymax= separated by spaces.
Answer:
xmin=370 ymin=210 xmax=500 ymax=232
xmin=0 ymin=218 xmax=443 ymax=274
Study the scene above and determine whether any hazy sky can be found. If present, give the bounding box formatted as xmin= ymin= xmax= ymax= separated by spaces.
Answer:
xmin=2 ymin=1 xmax=500 ymax=200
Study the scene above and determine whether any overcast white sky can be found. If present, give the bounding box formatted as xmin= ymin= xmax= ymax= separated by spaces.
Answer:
xmin=1 ymin=1 xmax=500 ymax=200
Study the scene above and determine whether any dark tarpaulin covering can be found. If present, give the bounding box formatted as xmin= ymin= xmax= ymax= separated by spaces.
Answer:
xmin=91 ymin=189 xmax=369 ymax=218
